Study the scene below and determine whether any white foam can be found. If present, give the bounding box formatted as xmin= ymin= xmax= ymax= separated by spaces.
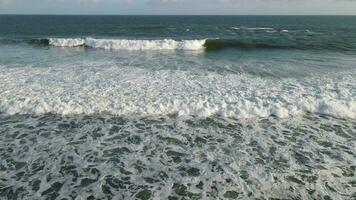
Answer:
xmin=49 ymin=38 xmax=206 ymax=50
xmin=0 ymin=64 xmax=355 ymax=119
xmin=248 ymin=28 xmax=274 ymax=30
xmin=231 ymin=27 xmax=275 ymax=31
xmin=49 ymin=38 xmax=85 ymax=47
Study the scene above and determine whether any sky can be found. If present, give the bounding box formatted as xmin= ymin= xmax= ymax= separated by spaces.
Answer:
xmin=0 ymin=0 xmax=355 ymax=15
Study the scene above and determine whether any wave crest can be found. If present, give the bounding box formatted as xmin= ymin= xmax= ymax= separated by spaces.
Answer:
xmin=49 ymin=38 xmax=85 ymax=47
xmin=48 ymin=38 xmax=206 ymax=50
xmin=1 ymin=37 xmax=353 ymax=52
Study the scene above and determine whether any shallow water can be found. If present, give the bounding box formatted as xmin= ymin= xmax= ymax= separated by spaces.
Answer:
xmin=0 ymin=114 xmax=355 ymax=199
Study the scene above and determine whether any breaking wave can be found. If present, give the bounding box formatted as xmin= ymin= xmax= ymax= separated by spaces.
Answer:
xmin=1 ymin=37 xmax=354 ymax=51
xmin=0 ymin=64 xmax=354 ymax=119
xmin=46 ymin=38 xmax=355 ymax=51
xmin=48 ymin=38 xmax=206 ymax=50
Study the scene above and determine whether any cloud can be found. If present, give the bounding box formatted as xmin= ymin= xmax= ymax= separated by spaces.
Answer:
xmin=56 ymin=0 xmax=101 ymax=3
xmin=0 ymin=0 xmax=13 ymax=4
xmin=0 ymin=0 xmax=106 ymax=4
xmin=141 ymin=0 xmax=356 ymax=2
xmin=148 ymin=0 xmax=242 ymax=4
xmin=0 ymin=0 xmax=138 ymax=6
xmin=1 ymin=0 xmax=355 ymax=15
xmin=2 ymin=0 xmax=356 ymax=5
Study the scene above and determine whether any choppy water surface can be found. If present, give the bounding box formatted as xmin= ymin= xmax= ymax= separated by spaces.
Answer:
xmin=0 ymin=114 xmax=355 ymax=199
xmin=0 ymin=16 xmax=355 ymax=199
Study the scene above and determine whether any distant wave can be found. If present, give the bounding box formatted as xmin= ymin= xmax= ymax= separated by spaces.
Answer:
xmin=230 ymin=27 xmax=289 ymax=32
xmin=0 ymin=37 xmax=354 ymax=52
xmin=49 ymin=38 xmax=206 ymax=50
xmin=47 ymin=38 xmax=294 ymax=51
xmin=244 ymin=27 xmax=275 ymax=31
xmin=231 ymin=27 xmax=275 ymax=30
xmin=47 ymin=38 xmax=352 ymax=51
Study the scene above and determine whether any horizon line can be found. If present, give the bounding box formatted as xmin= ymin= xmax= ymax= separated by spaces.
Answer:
xmin=1 ymin=14 xmax=356 ymax=16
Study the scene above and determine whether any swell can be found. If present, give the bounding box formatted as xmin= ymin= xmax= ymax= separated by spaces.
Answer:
xmin=203 ymin=39 xmax=292 ymax=50
xmin=1 ymin=37 xmax=354 ymax=52
xmin=0 ymin=38 xmax=50 ymax=46
xmin=204 ymin=39 xmax=354 ymax=51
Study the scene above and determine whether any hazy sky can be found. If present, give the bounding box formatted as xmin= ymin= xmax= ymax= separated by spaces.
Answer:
xmin=0 ymin=0 xmax=355 ymax=15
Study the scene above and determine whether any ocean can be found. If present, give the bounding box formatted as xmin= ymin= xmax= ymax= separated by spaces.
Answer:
xmin=0 ymin=15 xmax=355 ymax=199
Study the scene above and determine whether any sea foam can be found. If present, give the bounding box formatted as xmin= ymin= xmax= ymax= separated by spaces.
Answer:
xmin=49 ymin=38 xmax=85 ymax=47
xmin=0 ymin=64 xmax=354 ymax=119
xmin=49 ymin=38 xmax=206 ymax=50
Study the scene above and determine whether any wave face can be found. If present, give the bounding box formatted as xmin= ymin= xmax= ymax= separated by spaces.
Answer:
xmin=203 ymin=39 xmax=288 ymax=50
xmin=0 ymin=64 xmax=354 ymax=119
xmin=48 ymin=38 xmax=206 ymax=50
xmin=1 ymin=37 xmax=354 ymax=52
xmin=203 ymin=39 xmax=353 ymax=51
xmin=13 ymin=37 xmax=348 ymax=52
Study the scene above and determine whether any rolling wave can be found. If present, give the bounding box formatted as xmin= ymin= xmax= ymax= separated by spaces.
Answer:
xmin=46 ymin=38 xmax=355 ymax=51
xmin=48 ymin=38 xmax=206 ymax=50
xmin=46 ymin=38 xmax=299 ymax=50
xmin=0 ymin=37 xmax=354 ymax=51
xmin=203 ymin=39 xmax=291 ymax=50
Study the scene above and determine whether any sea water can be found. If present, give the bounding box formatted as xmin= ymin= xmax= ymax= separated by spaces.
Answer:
xmin=0 ymin=16 xmax=355 ymax=199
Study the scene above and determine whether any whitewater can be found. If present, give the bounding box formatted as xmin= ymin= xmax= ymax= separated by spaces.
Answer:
xmin=0 ymin=64 xmax=354 ymax=119
xmin=49 ymin=38 xmax=207 ymax=50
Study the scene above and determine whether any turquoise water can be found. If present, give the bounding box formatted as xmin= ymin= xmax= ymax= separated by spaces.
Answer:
xmin=0 ymin=16 xmax=355 ymax=199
